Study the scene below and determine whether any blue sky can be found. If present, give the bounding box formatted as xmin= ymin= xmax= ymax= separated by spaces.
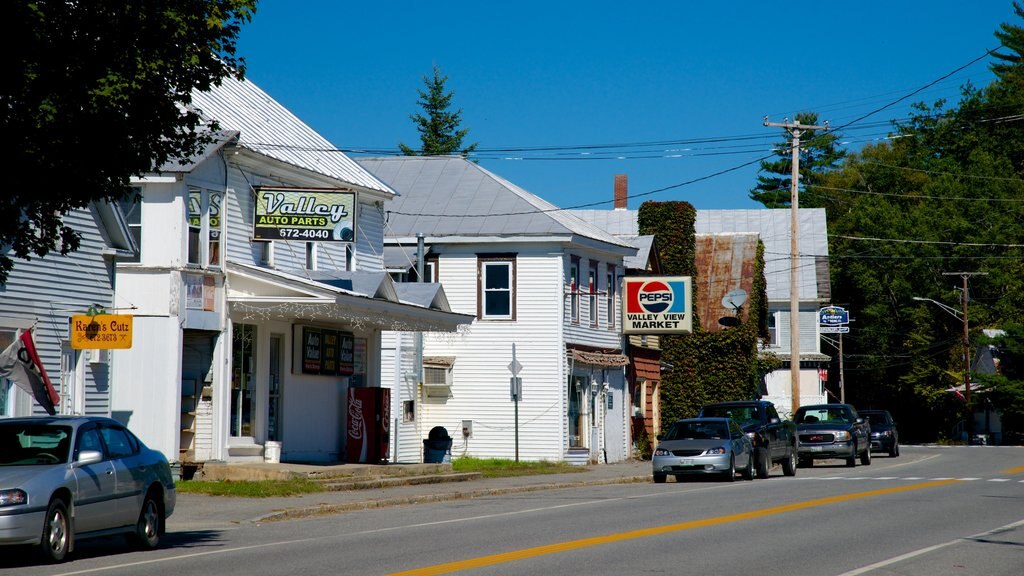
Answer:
xmin=236 ymin=2 xmax=1015 ymax=210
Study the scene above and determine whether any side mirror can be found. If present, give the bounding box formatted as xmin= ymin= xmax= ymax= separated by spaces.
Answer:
xmin=75 ymin=450 xmax=103 ymax=466
xmin=769 ymin=417 xmax=780 ymax=424
xmin=855 ymin=418 xmax=865 ymax=424
xmin=656 ymin=434 xmax=664 ymax=441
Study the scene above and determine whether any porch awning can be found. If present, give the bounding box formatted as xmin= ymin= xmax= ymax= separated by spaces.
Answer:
xmin=569 ymin=348 xmax=629 ymax=368
xmin=226 ymin=261 xmax=473 ymax=332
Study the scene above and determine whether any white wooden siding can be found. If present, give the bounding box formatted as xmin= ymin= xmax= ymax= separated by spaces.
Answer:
xmin=0 ymin=207 xmax=115 ymax=417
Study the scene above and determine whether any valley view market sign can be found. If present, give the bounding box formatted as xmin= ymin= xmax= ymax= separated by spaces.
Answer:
xmin=622 ymin=276 xmax=693 ymax=334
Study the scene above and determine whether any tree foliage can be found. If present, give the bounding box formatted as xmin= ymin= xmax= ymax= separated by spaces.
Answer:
xmin=814 ymin=8 xmax=1024 ymax=442
xmin=750 ymin=112 xmax=846 ymax=209
xmin=0 ymin=0 xmax=256 ymax=285
xmin=638 ymin=201 xmax=775 ymax=429
xmin=399 ymin=66 xmax=478 ymax=157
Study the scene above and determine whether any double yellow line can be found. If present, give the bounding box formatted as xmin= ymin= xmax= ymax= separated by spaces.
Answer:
xmin=390 ymin=479 xmax=961 ymax=576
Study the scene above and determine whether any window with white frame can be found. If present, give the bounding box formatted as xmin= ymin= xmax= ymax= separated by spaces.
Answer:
xmin=118 ymin=187 xmax=142 ymax=263
xmin=478 ymin=255 xmax=516 ymax=320
xmin=569 ymin=256 xmax=580 ymax=324
xmin=768 ymin=311 xmax=780 ymax=347
xmin=0 ymin=328 xmax=14 ymax=416
xmin=588 ymin=261 xmax=599 ymax=327
xmin=606 ymin=266 xmax=616 ymax=329
xmin=187 ymin=187 xmax=223 ymax=268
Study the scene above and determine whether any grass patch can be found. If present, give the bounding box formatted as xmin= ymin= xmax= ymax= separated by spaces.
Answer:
xmin=451 ymin=457 xmax=584 ymax=478
xmin=176 ymin=477 xmax=325 ymax=498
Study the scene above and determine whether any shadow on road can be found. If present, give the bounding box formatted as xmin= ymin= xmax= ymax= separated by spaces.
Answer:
xmin=0 ymin=529 xmax=226 ymax=569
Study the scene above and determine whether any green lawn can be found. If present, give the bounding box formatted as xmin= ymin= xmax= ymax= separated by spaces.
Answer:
xmin=175 ymin=477 xmax=324 ymax=498
xmin=451 ymin=456 xmax=584 ymax=478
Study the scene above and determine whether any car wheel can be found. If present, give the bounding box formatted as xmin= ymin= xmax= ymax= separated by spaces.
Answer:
xmin=131 ymin=492 xmax=162 ymax=549
xmin=755 ymin=447 xmax=770 ymax=479
xmin=39 ymin=498 xmax=70 ymax=563
xmin=782 ymin=446 xmax=797 ymax=477
xmin=653 ymin=472 xmax=667 ymax=484
xmin=725 ymin=455 xmax=737 ymax=482
xmin=846 ymin=443 xmax=857 ymax=467
xmin=742 ymin=451 xmax=755 ymax=480
xmin=890 ymin=442 xmax=900 ymax=458
xmin=861 ymin=443 xmax=872 ymax=466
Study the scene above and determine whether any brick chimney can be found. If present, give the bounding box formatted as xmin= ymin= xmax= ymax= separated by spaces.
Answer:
xmin=613 ymin=174 xmax=628 ymax=210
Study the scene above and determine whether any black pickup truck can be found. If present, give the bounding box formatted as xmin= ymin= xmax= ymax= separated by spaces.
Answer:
xmin=699 ymin=400 xmax=797 ymax=478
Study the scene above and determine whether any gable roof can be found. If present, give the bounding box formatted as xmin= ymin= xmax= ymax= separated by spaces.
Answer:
xmin=356 ymin=156 xmax=634 ymax=251
xmin=190 ymin=76 xmax=394 ymax=195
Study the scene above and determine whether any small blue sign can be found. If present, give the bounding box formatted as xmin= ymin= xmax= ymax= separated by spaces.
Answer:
xmin=819 ymin=306 xmax=849 ymax=326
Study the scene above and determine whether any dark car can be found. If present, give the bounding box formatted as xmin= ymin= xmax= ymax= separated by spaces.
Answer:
xmin=794 ymin=404 xmax=872 ymax=467
xmin=860 ymin=409 xmax=899 ymax=457
xmin=699 ymin=400 xmax=797 ymax=478
xmin=0 ymin=416 xmax=176 ymax=562
xmin=652 ymin=417 xmax=754 ymax=483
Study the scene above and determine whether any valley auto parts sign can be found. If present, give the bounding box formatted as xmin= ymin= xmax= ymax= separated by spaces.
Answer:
xmin=622 ymin=277 xmax=693 ymax=334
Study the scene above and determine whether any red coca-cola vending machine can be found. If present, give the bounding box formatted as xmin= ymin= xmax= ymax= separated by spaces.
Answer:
xmin=346 ymin=387 xmax=390 ymax=463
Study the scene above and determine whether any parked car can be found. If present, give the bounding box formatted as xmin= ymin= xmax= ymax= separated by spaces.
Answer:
xmin=0 ymin=416 xmax=176 ymax=562
xmin=699 ymin=400 xmax=797 ymax=478
xmin=652 ymin=417 xmax=754 ymax=483
xmin=794 ymin=404 xmax=872 ymax=468
xmin=860 ymin=409 xmax=899 ymax=457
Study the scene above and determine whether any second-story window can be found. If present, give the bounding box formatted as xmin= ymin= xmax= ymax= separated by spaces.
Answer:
xmin=478 ymin=254 xmax=516 ymax=320
xmin=118 ymin=187 xmax=143 ymax=263
xmin=606 ymin=266 xmax=616 ymax=329
xmin=588 ymin=261 xmax=599 ymax=327
xmin=569 ymin=256 xmax=580 ymax=324
xmin=187 ymin=188 xmax=223 ymax=268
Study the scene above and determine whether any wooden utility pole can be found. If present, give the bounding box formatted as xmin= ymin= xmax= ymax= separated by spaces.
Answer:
xmin=943 ymin=271 xmax=987 ymax=444
xmin=764 ymin=117 xmax=829 ymax=417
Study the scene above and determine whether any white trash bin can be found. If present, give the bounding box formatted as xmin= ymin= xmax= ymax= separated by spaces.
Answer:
xmin=264 ymin=441 xmax=282 ymax=463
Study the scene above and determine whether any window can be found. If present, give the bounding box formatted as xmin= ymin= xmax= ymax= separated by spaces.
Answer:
xmin=588 ymin=261 xmax=599 ymax=327
xmin=187 ymin=187 xmax=223 ymax=268
xmin=478 ymin=255 xmax=516 ymax=320
xmin=305 ymin=242 xmax=316 ymax=270
xmin=99 ymin=426 xmax=135 ymax=459
xmin=768 ymin=312 xmax=780 ymax=347
xmin=0 ymin=329 xmax=14 ymax=416
xmin=256 ymin=240 xmax=274 ymax=267
xmin=118 ymin=187 xmax=142 ymax=263
xmin=569 ymin=256 xmax=580 ymax=323
xmin=75 ymin=427 xmax=104 ymax=459
xmin=607 ymin=267 xmax=616 ymax=328
xmin=403 ymin=400 xmax=415 ymax=422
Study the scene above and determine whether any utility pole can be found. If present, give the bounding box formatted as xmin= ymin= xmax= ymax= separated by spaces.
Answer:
xmin=764 ymin=117 xmax=829 ymax=417
xmin=943 ymin=271 xmax=987 ymax=444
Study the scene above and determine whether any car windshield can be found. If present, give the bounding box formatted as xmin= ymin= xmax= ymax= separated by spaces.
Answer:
xmin=0 ymin=423 xmax=72 ymax=466
xmin=796 ymin=408 xmax=849 ymax=424
xmin=863 ymin=413 xmax=888 ymax=425
xmin=664 ymin=421 xmax=728 ymax=440
xmin=702 ymin=405 xmax=759 ymax=425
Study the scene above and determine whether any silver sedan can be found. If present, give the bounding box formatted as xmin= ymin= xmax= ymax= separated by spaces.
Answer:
xmin=652 ymin=417 xmax=755 ymax=482
xmin=0 ymin=416 xmax=176 ymax=563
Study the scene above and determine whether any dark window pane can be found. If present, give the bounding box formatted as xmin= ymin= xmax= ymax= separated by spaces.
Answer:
xmin=485 ymin=292 xmax=511 ymax=316
xmin=485 ymin=264 xmax=509 ymax=289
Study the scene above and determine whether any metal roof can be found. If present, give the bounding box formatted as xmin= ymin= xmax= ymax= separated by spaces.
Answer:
xmin=695 ymin=209 xmax=829 ymax=302
xmin=694 ymin=233 xmax=759 ymax=333
xmin=356 ymin=157 xmax=634 ymax=250
xmin=190 ymin=76 xmax=394 ymax=195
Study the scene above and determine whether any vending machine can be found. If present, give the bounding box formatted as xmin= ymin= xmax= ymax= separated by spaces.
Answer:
xmin=346 ymin=387 xmax=390 ymax=463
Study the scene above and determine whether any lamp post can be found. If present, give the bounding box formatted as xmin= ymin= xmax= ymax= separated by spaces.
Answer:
xmin=912 ymin=295 xmax=972 ymax=444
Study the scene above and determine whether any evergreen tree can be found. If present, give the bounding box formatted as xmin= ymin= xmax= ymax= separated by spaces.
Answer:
xmin=750 ymin=112 xmax=845 ymax=209
xmin=399 ymin=66 xmax=478 ymax=157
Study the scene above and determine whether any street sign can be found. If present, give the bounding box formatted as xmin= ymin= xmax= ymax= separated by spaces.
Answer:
xmin=819 ymin=306 xmax=849 ymax=326
xmin=820 ymin=326 xmax=850 ymax=334
xmin=508 ymin=359 xmax=523 ymax=376
xmin=70 ymin=314 xmax=133 ymax=349
xmin=510 ymin=377 xmax=523 ymax=401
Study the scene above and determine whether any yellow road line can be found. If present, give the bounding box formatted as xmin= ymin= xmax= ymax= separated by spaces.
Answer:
xmin=1002 ymin=465 xmax=1024 ymax=474
xmin=388 ymin=479 xmax=961 ymax=576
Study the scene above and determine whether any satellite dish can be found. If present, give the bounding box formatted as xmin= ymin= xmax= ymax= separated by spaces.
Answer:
xmin=722 ymin=289 xmax=748 ymax=310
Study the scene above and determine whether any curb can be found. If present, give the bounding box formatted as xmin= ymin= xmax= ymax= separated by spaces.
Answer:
xmin=251 ymin=475 xmax=651 ymax=523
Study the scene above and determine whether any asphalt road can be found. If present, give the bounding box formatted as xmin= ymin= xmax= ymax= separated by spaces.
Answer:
xmin=3 ymin=446 xmax=1023 ymax=575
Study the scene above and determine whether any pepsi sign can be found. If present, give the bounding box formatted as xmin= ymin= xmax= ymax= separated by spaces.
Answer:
xmin=623 ymin=276 xmax=692 ymax=334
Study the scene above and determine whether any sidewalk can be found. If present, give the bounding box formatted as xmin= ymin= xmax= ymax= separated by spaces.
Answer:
xmin=168 ymin=460 xmax=652 ymax=530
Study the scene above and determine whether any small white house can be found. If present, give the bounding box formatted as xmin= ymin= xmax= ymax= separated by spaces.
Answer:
xmin=358 ymin=157 xmax=638 ymax=464
xmin=109 ymin=77 xmax=470 ymax=466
